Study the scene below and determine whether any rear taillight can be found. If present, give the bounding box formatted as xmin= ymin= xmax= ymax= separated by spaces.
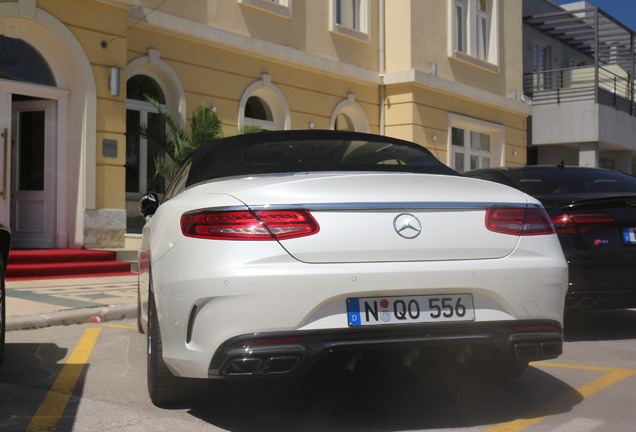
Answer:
xmin=550 ymin=212 xmax=614 ymax=234
xmin=181 ymin=209 xmax=319 ymax=240
xmin=486 ymin=207 xmax=555 ymax=236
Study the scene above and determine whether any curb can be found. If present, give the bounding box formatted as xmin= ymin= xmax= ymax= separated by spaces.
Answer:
xmin=6 ymin=303 xmax=137 ymax=331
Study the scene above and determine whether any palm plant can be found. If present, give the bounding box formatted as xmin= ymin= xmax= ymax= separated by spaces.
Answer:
xmin=144 ymin=97 xmax=263 ymax=184
xmin=144 ymin=96 xmax=223 ymax=183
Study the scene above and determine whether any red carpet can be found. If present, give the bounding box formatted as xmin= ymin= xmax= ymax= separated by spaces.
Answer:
xmin=7 ymin=249 xmax=135 ymax=280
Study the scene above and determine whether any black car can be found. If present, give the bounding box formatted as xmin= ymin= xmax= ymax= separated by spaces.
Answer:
xmin=0 ymin=224 xmax=10 ymax=363
xmin=465 ymin=165 xmax=636 ymax=310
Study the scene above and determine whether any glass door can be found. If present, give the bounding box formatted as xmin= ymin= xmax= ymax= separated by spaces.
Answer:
xmin=10 ymin=99 xmax=56 ymax=248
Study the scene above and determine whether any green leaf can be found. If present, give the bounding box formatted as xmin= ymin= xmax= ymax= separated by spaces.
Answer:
xmin=142 ymin=95 xmax=262 ymax=186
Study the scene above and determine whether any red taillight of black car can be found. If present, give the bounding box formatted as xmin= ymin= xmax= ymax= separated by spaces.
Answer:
xmin=181 ymin=209 xmax=320 ymax=240
xmin=550 ymin=212 xmax=614 ymax=234
xmin=486 ymin=207 xmax=556 ymax=236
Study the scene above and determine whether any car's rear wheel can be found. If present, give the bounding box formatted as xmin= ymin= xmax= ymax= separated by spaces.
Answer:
xmin=147 ymin=292 xmax=197 ymax=406
xmin=0 ymin=256 xmax=5 ymax=364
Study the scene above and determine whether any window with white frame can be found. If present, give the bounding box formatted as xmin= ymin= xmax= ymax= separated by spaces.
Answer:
xmin=125 ymin=75 xmax=167 ymax=197
xmin=450 ymin=117 xmax=503 ymax=173
xmin=454 ymin=0 xmax=467 ymax=54
xmin=239 ymin=74 xmax=290 ymax=130
xmin=332 ymin=0 xmax=369 ymax=40
xmin=125 ymin=49 xmax=186 ymax=234
xmin=451 ymin=0 xmax=497 ymax=64
xmin=244 ymin=96 xmax=276 ymax=130
xmin=126 ymin=75 xmax=169 ymax=234
xmin=475 ymin=0 xmax=489 ymax=61
xmin=330 ymin=94 xmax=370 ymax=132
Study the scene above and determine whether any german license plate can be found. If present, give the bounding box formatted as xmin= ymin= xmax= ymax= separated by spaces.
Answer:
xmin=347 ymin=294 xmax=475 ymax=327
xmin=623 ymin=227 xmax=636 ymax=244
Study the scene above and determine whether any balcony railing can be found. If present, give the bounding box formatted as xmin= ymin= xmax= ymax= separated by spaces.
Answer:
xmin=523 ymin=65 xmax=636 ymax=116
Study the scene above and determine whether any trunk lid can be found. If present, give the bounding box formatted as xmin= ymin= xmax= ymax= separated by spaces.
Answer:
xmin=220 ymin=173 xmax=532 ymax=263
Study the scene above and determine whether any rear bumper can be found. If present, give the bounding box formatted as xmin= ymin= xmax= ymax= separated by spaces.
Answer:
xmin=565 ymin=283 xmax=636 ymax=309
xmin=208 ymin=320 xmax=563 ymax=378
xmin=566 ymin=255 xmax=636 ymax=308
xmin=151 ymin=235 xmax=567 ymax=378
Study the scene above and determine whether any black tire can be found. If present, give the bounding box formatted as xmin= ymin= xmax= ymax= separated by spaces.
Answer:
xmin=147 ymin=293 xmax=197 ymax=406
xmin=0 ymin=256 xmax=5 ymax=365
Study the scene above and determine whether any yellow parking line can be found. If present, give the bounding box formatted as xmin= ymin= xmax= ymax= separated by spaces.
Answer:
xmin=103 ymin=323 xmax=138 ymax=330
xmin=482 ymin=363 xmax=636 ymax=432
xmin=25 ymin=327 xmax=102 ymax=432
xmin=576 ymin=368 xmax=635 ymax=398
xmin=539 ymin=361 xmax=627 ymax=372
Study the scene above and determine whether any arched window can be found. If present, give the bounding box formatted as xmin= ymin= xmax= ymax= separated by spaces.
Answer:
xmin=330 ymin=94 xmax=369 ymax=132
xmin=0 ymin=36 xmax=55 ymax=86
xmin=125 ymin=75 xmax=167 ymax=200
xmin=239 ymin=74 xmax=290 ymax=130
xmin=334 ymin=112 xmax=355 ymax=131
xmin=125 ymin=49 xmax=185 ymax=234
xmin=245 ymin=96 xmax=274 ymax=126
xmin=126 ymin=75 xmax=165 ymax=104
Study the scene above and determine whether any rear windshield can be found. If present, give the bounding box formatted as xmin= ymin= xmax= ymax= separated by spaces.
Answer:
xmin=186 ymin=131 xmax=457 ymax=187
xmin=241 ymin=139 xmax=440 ymax=167
xmin=505 ymin=168 xmax=636 ymax=195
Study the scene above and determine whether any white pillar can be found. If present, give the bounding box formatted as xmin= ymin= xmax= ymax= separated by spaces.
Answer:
xmin=578 ymin=143 xmax=599 ymax=167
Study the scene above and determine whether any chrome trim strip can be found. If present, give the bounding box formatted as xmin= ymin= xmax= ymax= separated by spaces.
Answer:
xmin=248 ymin=202 xmax=537 ymax=212
xmin=193 ymin=202 xmax=540 ymax=213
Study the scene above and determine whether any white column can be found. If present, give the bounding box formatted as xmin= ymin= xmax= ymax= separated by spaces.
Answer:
xmin=578 ymin=142 xmax=599 ymax=167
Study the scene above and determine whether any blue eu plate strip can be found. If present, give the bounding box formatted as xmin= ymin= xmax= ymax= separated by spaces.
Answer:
xmin=347 ymin=298 xmax=361 ymax=326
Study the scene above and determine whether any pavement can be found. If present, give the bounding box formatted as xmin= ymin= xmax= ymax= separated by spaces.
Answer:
xmin=5 ymin=274 xmax=138 ymax=331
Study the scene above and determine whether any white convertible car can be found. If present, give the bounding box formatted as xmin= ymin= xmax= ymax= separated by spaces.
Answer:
xmin=138 ymin=130 xmax=567 ymax=406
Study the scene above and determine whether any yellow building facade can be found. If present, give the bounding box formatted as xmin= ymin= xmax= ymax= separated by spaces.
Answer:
xmin=0 ymin=0 xmax=529 ymax=250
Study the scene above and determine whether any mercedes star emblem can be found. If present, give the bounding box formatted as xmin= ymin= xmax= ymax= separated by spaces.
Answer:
xmin=393 ymin=213 xmax=422 ymax=239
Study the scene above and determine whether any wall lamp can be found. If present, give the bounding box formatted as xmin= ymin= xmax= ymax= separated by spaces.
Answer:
xmin=109 ymin=67 xmax=120 ymax=97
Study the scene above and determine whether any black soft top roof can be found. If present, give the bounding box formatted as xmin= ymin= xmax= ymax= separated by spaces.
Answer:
xmin=186 ymin=129 xmax=457 ymax=187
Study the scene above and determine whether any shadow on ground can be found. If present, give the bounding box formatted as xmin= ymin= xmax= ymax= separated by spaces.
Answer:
xmin=184 ymin=359 xmax=580 ymax=432
xmin=0 ymin=343 xmax=88 ymax=432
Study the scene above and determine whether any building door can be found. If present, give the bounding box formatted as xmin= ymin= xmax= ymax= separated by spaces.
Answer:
xmin=10 ymin=99 xmax=57 ymax=249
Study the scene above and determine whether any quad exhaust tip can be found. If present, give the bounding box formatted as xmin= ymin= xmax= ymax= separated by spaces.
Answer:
xmin=514 ymin=341 xmax=562 ymax=360
xmin=222 ymin=355 xmax=301 ymax=376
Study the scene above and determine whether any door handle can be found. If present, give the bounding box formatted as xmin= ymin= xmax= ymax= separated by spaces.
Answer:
xmin=1 ymin=128 xmax=6 ymax=200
